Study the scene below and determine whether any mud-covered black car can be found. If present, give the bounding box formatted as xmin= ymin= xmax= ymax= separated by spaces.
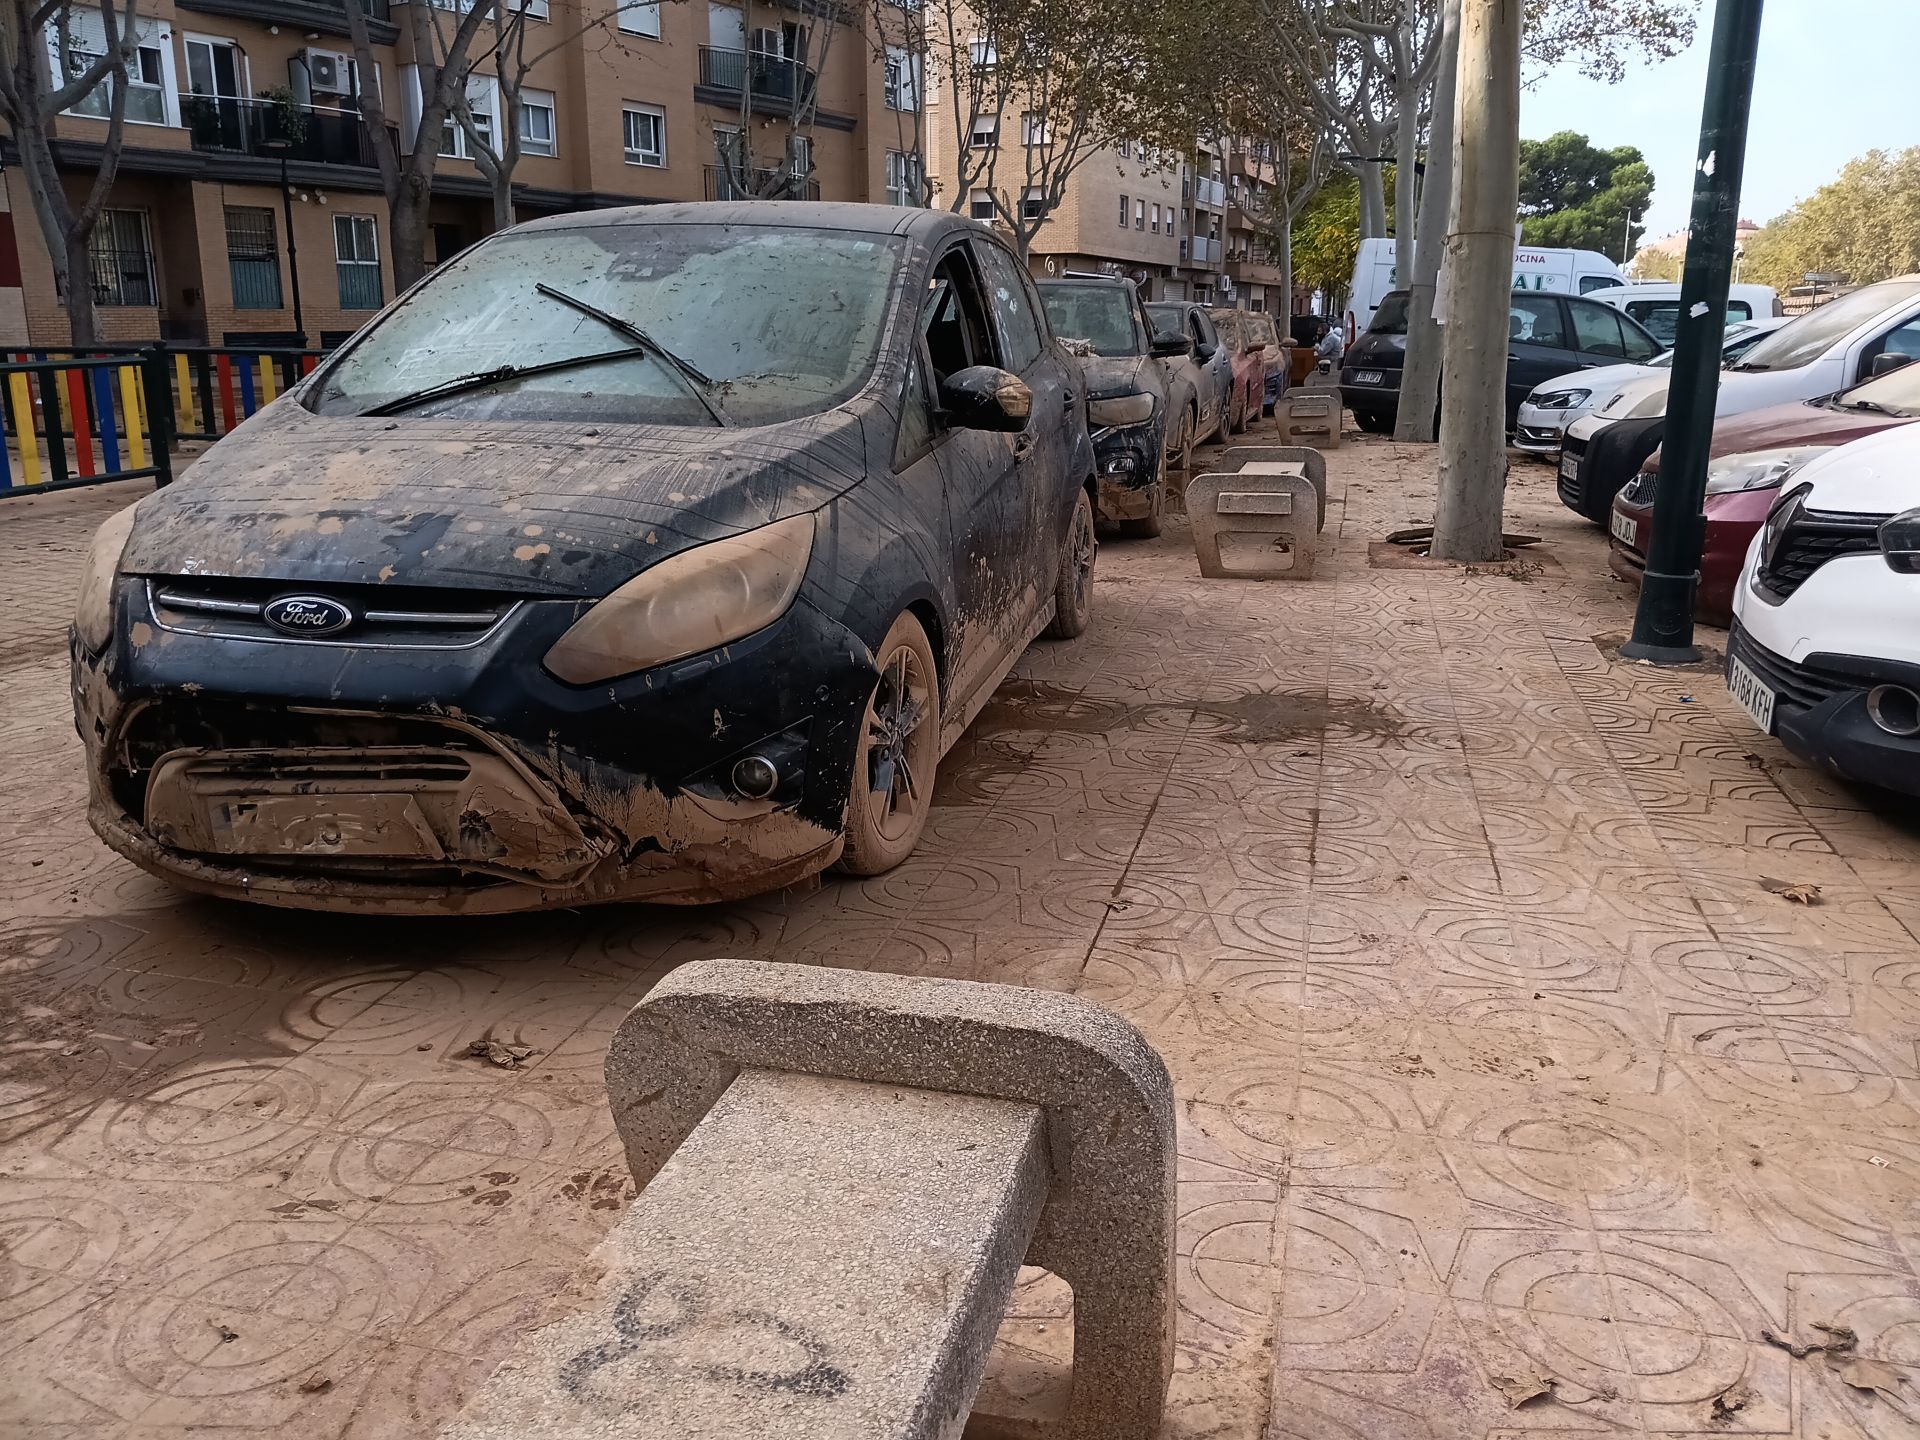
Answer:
xmin=71 ymin=203 xmax=1098 ymax=912
xmin=1038 ymin=278 xmax=1183 ymax=537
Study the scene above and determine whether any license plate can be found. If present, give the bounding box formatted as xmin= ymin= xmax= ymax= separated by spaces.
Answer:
xmin=1354 ymin=370 xmax=1383 ymax=384
xmin=1728 ymin=656 xmax=1776 ymax=735
xmin=1560 ymin=452 xmax=1580 ymax=482
xmin=1609 ymin=509 xmax=1637 ymax=547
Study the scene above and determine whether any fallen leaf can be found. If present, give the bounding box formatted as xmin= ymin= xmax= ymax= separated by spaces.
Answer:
xmin=465 ymin=1038 xmax=535 ymax=1069
xmin=1711 ymin=1388 xmax=1748 ymax=1422
xmin=1832 ymin=1354 xmax=1906 ymax=1401
xmin=1759 ymin=877 xmax=1823 ymax=905
xmin=1743 ymin=752 xmax=1767 ymax=769
xmin=1490 ymin=1372 xmax=1555 ymax=1408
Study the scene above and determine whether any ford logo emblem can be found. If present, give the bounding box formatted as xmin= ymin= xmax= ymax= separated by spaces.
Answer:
xmin=263 ymin=594 xmax=354 ymax=637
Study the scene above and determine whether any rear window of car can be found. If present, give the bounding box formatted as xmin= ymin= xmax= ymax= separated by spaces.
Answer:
xmin=1244 ymin=314 xmax=1280 ymax=348
xmin=1622 ymin=298 xmax=1753 ymax=348
xmin=1368 ymin=293 xmax=1411 ymax=335
xmin=1040 ymin=283 xmax=1145 ymax=357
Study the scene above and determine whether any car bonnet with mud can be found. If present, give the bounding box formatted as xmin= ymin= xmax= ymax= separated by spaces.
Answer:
xmin=71 ymin=203 xmax=1096 ymax=913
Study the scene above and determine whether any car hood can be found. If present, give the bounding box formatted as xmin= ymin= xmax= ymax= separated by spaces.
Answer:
xmin=1793 ymin=421 xmax=1920 ymax=513
xmin=119 ymin=397 xmax=869 ymax=598
xmin=1585 ymin=365 xmax=1841 ymax=425
xmin=1642 ymin=397 xmax=1914 ymax=472
xmin=1076 ymin=353 xmax=1157 ymax=398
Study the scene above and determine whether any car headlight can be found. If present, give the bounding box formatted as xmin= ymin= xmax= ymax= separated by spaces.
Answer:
xmin=543 ymin=513 xmax=814 ymax=684
xmin=1703 ymin=446 xmax=1832 ymax=495
xmin=1881 ymin=506 xmax=1920 ymax=574
xmin=1088 ymin=392 xmax=1155 ymax=427
xmin=1531 ymin=388 xmax=1590 ymax=410
xmin=74 ymin=502 xmax=140 ymax=653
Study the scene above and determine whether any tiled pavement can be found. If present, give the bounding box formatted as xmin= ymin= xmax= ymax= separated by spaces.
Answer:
xmin=5 ymin=438 xmax=1920 ymax=1438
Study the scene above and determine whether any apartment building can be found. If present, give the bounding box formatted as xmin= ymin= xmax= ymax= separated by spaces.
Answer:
xmin=3 ymin=0 xmax=923 ymax=347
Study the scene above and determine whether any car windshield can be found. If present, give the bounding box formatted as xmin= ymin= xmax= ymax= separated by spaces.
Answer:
xmin=309 ymin=223 xmax=906 ymax=425
xmin=1834 ymin=359 xmax=1920 ymax=417
xmin=1208 ymin=311 xmax=1246 ymax=350
xmin=1368 ymin=293 xmax=1411 ymax=335
xmin=1040 ymin=284 xmax=1144 ymax=356
xmin=1731 ymin=280 xmax=1920 ymax=373
xmin=1244 ymin=314 xmax=1280 ymax=347
xmin=1647 ymin=323 xmax=1760 ymax=370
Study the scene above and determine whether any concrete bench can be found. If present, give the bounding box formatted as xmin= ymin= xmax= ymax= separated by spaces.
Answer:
xmin=1278 ymin=391 xmax=1342 ymax=448
xmin=442 ymin=960 xmax=1177 ymax=1440
xmin=1187 ymin=446 xmax=1327 ymax=581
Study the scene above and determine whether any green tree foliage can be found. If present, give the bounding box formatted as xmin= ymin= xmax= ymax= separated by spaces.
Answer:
xmin=1291 ymin=170 xmax=1394 ymax=308
xmin=1740 ymin=149 xmax=1920 ymax=293
xmin=1630 ymin=247 xmax=1685 ymax=281
xmin=1517 ymin=131 xmax=1653 ymax=258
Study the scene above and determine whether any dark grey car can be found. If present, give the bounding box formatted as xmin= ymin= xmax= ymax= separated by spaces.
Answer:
xmin=1146 ymin=301 xmax=1234 ymax=445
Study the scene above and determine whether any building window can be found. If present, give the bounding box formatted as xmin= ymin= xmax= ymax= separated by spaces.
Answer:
xmin=1021 ymin=110 xmax=1048 ymax=146
xmin=1118 ymin=193 xmax=1128 ymax=227
xmin=617 ymin=0 xmax=661 ymax=34
xmin=622 ymin=103 xmax=665 ymax=166
xmin=885 ymin=150 xmax=923 ymax=207
xmin=1020 ymin=187 xmax=1043 ymax=222
xmin=1117 ymin=138 xmax=1130 ymax=159
xmin=437 ymin=76 xmax=497 ymax=158
xmin=884 ymin=46 xmax=920 ymax=111
xmin=88 ymin=209 xmax=156 ymax=307
xmin=967 ymin=36 xmax=995 ymax=68
xmin=518 ymin=87 xmax=556 ymax=156
xmin=969 ymin=115 xmax=997 ymax=149
xmin=1135 ymin=199 xmax=1145 ymax=230
xmin=1150 ymin=203 xmax=1160 ymax=233
xmin=969 ymin=190 xmax=994 ymax=222
xmin=224 ymin=206 xmax=282 ymax=310
xmin=334 ymin=214 xmax=382 ymax=309
xmin=65 ymin=34 xmax=169 ymax=125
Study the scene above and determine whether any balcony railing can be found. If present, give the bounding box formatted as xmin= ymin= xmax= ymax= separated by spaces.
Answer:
xmin=1188 ymin=236 xmax=1220 ymax=266
xmin=698 ymin=46 xmax=819 ymax=108
xmin=703 ymin=164 xmax=821 ymax=202
xmin=182 ymin=96 xmax=393 ymax=169
xmin=1194 ymin=176 xmax=1226 ymax=209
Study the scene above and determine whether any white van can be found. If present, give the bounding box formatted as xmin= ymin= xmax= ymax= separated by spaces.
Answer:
xmin=1343 ymin=238 xmax=1625 ymax=342
xmin=1583 ymin=282 xmax=1784 ymax=348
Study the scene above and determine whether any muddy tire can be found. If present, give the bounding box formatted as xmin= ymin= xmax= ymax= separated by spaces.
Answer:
xmin=1173 ymin=406 xmax=1196 ymax=480
xmin=839 ymin=612 xmax=941 ymax=876
xmin=1117 ymin=479 xmax=1164 ymax=540
xmin=1045 ymin=487 xmax=1096 ymax=640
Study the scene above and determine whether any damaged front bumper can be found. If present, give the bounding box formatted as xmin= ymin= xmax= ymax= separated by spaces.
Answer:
xmin=1090 ymin=417 xmax=1165 ymax=522
xmin=72 ymin=580 xmax=875 ymax=913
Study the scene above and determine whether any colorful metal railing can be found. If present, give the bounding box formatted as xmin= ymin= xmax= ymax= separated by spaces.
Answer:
xmin=0 ymin=343 xmax=329 ymax=497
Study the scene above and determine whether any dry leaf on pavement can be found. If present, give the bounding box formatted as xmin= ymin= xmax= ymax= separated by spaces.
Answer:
xmin=1760 ymin=877 xmax=1823 ymax=905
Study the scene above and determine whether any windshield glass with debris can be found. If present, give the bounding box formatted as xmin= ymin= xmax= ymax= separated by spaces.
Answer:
xmin=1039 ymin=284 xmax=1145 ymax=357
xmin=308 ymin=224 xmax=906 ymax=425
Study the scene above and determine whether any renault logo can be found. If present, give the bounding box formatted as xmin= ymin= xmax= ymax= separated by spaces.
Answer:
xmin=263 ymin=594 xmax=354 ymax=637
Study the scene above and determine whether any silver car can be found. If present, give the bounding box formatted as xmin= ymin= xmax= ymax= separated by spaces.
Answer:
xmin=1147 ymin=301 xmax=1234 ymax=450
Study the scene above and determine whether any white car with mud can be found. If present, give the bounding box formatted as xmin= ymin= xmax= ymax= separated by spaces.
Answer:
xmin=1728 ymin=421 xmax=1920 ymax=795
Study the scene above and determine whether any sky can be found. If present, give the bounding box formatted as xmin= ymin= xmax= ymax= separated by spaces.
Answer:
xmin=1520 ymin=1 xmax=1920 ymax=247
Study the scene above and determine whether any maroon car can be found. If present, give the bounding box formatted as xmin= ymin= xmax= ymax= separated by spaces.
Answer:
xmin=1608 ymin=362 xmax=1920 ymax=623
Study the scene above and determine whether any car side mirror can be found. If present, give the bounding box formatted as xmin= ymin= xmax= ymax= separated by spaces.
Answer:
xmin=939 ymin=365 xmax=1032 ymax=433
xmin=1150 ymin=332 xmax=1191 ymax=358
xmin=1245 ymin=340 xmax=1268 ymax=354
xmin=1872 ymin=351 xmax=1914 ymax=377
xmin=1195 ymin=341 xmax=1219 ymax=361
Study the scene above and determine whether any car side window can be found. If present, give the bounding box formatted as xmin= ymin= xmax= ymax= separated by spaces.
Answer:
xmin=1578 ymin=273 xmax=1616 ymax=295
xmin=1510 ymin=295 xmax=1568 ymax=348
xmin=973 ymin=241 xmax=1045 ymax=374
xmin=1861 ymin=317 xmax=1920 ymax=380
xmin=1193 ymin=312 xmax=1217 ymax=349
xmin=894 ymin=346 xmax=937 ymax=469
xmin=1617 ymin=315 xmax=1662 ymax=362
xmin=922 ymin=248 xmax=1001 ymax=387
xmin=1570 ymin=300 xmax=1628 ymax=358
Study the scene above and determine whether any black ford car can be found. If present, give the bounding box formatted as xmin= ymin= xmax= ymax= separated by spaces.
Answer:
xmin=71 ymin=203 xmax=1098 ymax=912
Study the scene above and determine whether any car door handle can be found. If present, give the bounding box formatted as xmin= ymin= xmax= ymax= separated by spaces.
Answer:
xmin=1062 ymin=391 xmax=1076 ymax=406
xmin=1014 ymin=432 xmax=1036 ymax=461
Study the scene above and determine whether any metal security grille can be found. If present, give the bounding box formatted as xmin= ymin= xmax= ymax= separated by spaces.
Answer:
xmin=224 ymin=207 xmax=283 ymax=310
xmin=89 ymin=210 xmax=156 ymax=307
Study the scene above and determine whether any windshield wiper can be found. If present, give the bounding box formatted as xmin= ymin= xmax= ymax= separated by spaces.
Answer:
xmin=1846 ymin=398 xmax=1898 ymax=415
xmin=535 ymin=283 xmax=731 ymax=426
xmin=362 ymin=345 xmax=655 ymax=417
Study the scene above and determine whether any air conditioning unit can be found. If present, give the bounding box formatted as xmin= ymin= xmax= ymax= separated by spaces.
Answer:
xmin=306 ymin=49 xmax=351 ymax=95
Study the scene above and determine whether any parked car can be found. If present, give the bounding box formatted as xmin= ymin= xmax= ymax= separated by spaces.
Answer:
xmin=1582 ymin=281 xmax=1784 ymax=348
xmin=1343 ymin=237 xmax=1626 ymax=341
xmin=1341 ymin=288 xmax=1662 ymax=435
xmin=1608 ymin=359 xmax=1920 ymax=623
xmin=69 ymin=203 xmax=1100 ymax=913
xmin=1145 ymin=300 xmax=1229 ymax=455
xmin=1208 ymin=308 xmax=1269 ymax=433
xmin=1558 ymin=275 xmax=1920 ymax=521
xmin=1040 ymin=278 xmax=1182 ymax=537
xmin=1514 ymin=317 xmax=1793 ymax=455
xmin=1238 ymin=310 xmax=1292 ymax=413
xmin=1727 ymin=422 xmax=1920 ymax=796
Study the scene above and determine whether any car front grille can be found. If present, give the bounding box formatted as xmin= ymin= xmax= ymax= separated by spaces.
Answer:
xmin=148 ymin=577 xmax=519 ymax=649
xmin=1620 ymin=469 xmax=1658 ymax=507
xmin=1516 ymin=424 xmax=1560 ymax=446
xmin=1556 ymin=432 xmax=1589 ymax=506
xmin=1728 ymin=620 xmax=1851 ymax=713
xmin=1754 ymin=507 xmax=1887 ymax=601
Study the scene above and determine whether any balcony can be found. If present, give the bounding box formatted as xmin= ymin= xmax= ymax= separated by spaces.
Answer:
xmin=698 ymin=47 xmax=818 ymax=112
xmin=183 ymin=96 xmax=393 ymax=170
xmin=1186 ymin=236 xmax=1220 ymax=267
xmin=1193 ymin=176 xmax=1226 ymax=210
xmin=1227 ymin=248 xmax=1286 ymax=285
xmin=177 ymin=0 xmax=394 ymax=43
xmin=703 ymin=165 xmax=821 ymax=202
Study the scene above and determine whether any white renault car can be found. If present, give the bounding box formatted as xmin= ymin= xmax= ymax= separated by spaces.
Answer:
xmin=1514 ymin=317 xmax=1791 ymax=455
xmin=1728 ymin=421 xmax=1920 ymax=794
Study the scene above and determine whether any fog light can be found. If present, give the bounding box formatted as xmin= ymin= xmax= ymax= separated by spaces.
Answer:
xmin=1866 ymin=685 xmax=1920 ymax=737
xmin=1104 ymin=456 xmax=1136 ymax=475
xmin=732 ymin=754 xmax=779 ymax=799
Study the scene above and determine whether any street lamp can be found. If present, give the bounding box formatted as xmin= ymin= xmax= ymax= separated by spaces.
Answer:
xmin=258 ymin=135 xmax=306 ymax=347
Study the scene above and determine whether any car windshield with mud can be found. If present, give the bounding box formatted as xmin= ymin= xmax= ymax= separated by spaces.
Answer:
xmin=71 ymin=202 xmax=1099 ymax=913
